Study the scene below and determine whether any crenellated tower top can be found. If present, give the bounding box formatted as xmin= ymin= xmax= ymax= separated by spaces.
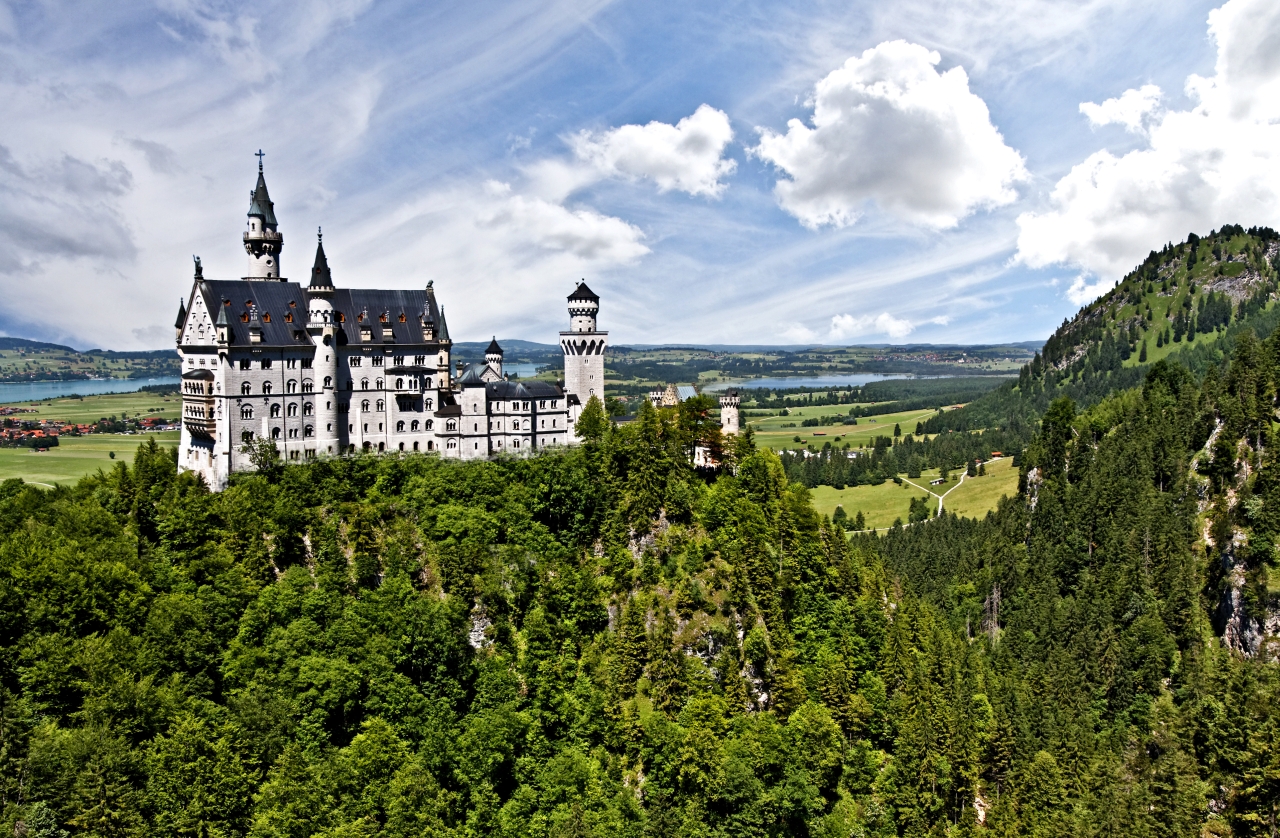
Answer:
xmin=244 ymin=151 xmax=283 ymax=279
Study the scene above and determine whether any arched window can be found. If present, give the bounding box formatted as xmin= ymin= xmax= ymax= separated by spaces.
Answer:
xmin=287 ymin=403 xmax=298 ymax=417
xmin=375 ymin=378 xmax=384 ymax=390
xmin=361 ymin=400 xmax=370 ymax=412
xmin=413 ymin=441 xmax=419 ymax=451
xmin=241 ymin=382 xmax=251 ymax=395
xmin=288 ymin=428 xmax=298 ymax=439
xmin=513 ymin=439 xmax=520 ymax=448
xmin=447 ymin=440 xmax=457 ymax=449
xmin=262 ymin=382 xmax=272 ymax=394
xmin=270 ymin=403 xmax=281 ymax=418
xmin=425 ymin=398 xmax=433 ymax=410
xmin=361 ymin=378 xmax=369 ymax=390
xmin=303 ymin=402 xmax=313 ymax=415
xmin=398 ymin=442 xmax=405 ymax=451
xmin=376 ymin=400 xmax=385 ymax=412
xmin=242 ymin=430 xmax=254 ymax=442
xmin=425 ymin=420 xmax=433 ymax=430
xmin=302 ymin=380 xmax=313 ymax=393
xmin=411 ymin=420 xmax=420 ymax=431
xmin=323 ymin=376 xmax=332 ymax=388
xmin=271 ymin=427 xmax=281 ymax=439
xmin=396 ymin=420 xmax=405 ymax=432
xmin=241 ymin=405 xmax=253 ymax=419
xmin=286 ymin=379 xmax=297 ymax=393
xmin=446 ymin=420 xmax=456 ymax=431
xmin=305 ymin=425 xmax=314 ymax=437
xmin=396 ymin=378 xmax=404 ymax=390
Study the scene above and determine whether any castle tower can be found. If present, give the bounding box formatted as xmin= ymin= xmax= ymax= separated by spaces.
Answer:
xmin=485 ymin=337 xmax=503 ymax=378
xmin=561 ymin=280 xmax=607 ymax=426
xmin=719 ymin=389 xmax=740 ymax=436
xmin=244 ymin=151 xmax=283 ymax=279
xmin=306 ymin=230 xmax=341 ymax=455
xmin=433 ymin=291 xmax=453 ymax=389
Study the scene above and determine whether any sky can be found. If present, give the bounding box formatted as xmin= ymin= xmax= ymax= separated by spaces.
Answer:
xmin=3 ymin=0 xmax=1280 ymax=350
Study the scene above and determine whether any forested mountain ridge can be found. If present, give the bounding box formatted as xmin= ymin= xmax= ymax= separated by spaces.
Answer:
xmin=0 ymin=346 xmax=1279 ymax=837
xmin=925 ymin=224 xmax=1280 ymax=435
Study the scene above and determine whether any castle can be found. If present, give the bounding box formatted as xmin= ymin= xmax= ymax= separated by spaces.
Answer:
xmin=174 ymin=158 xmax=609 ymax=489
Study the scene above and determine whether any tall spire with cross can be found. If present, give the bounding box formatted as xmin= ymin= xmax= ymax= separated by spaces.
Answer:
xmin=244 ymin=151 xmax=283 ymax=279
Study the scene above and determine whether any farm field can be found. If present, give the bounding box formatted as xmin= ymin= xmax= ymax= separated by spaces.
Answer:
xmin=1 ymin=390 xmax=180 ymax=422
xmin=0 ymin=433 xmax=179 ymax=487
xmin=746 ymin=404 xmax=949 ymax=452
xmin=808 ymin=455 xmax=1019 ymax=531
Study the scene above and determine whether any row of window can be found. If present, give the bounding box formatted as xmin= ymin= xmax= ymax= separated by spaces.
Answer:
xmin=498 ymin=399 xmax=558 ymax=412
xmin=237 ymin=358 xmax=314 ymax=370
xmin=239 ymin=380 xmax=316 ymax=395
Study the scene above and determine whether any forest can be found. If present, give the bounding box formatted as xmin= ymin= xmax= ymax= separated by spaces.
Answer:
xmin=1 ymin=324 xmax=1280 ymax=837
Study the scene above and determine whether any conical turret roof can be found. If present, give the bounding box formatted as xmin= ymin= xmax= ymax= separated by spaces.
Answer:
xmin=247 ymin=166 xmax=278 ymax=227
xmin=437 ymin=306 xmax=451 ymax=342
xmin=174 ymin=298 xmax=187 ymax=329
xmin=486 ymin=336 xmax=503 ymax=356
xmin=310 ymin=231 xmax=333 ymax=288
xmin=215 ymin=302 xmax=229 ymax=327
xmin=568 ymin=280 xmax=599 ymax=302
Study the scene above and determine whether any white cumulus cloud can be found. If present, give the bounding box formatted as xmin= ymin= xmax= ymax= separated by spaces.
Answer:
xmin=1016 ymin=0 xmax=1280 ymax=300
xmin=829 ymin=311 xmax=916 ymax=340
xmin=1065 ymin=274 xmax=1113 ymax=306
xmin=477 ymin=180 xmax=649 ymax=263
xmin=752 ymin=40 xmax=1027 ymax=229
xmin=1079 ymin=83 xmax=1162 ymax=133
xmin=569 ymin=104 xmax=736 ymax=197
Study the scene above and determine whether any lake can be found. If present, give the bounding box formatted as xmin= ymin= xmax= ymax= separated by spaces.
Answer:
xmin=705 ymin=373 xmax=928 ymax=391
xmin=0 ymin=377 xmax=182 ymax=405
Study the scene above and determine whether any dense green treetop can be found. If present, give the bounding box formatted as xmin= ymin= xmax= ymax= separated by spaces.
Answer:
xmin=1 ymin=347 xmax=1279 ymax=836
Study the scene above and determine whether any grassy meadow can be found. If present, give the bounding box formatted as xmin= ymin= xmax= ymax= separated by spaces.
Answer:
xmin=0 ymin=432 xmax=180 ymax=487
xmin=808 ymin=455 xmax=1019 ymax=531
xmin=745 ymin=403 xmax=950 ymax=452
xmin=1 ymin=390 xmax=180 ymax=422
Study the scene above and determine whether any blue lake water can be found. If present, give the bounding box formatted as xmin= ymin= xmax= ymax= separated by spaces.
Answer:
xmin=0 ymin=377 xmax=182 ymax=405
xmin=705 ymin=373 xmax=918 ymax=391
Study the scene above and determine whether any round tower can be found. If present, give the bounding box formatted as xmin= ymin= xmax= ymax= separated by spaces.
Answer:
xmin=306 ymin=230 xmax=340 ymax=455
xmin=485 ymin=337 xmax=503 ymax=378
xmin=561 ymin=280 xmax=607 ymax=428
xmin=719 ymin=389 xmax=740 ymax=436
xmin=244 ymin=151 xmax=283 ymax=280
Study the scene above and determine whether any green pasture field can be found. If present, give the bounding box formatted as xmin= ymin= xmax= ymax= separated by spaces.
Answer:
xmin=940 ymin=455 xmax=1019 ymax=519
xmin=808 ymin=455 xmax=1019 ymax=531
xmin=746 ymin=404 xmax=949 ymax=452
xmin=0 ymin=433 xmax=179 ymax=487
xmin=1 ymin=390 xmax=180 ymax=422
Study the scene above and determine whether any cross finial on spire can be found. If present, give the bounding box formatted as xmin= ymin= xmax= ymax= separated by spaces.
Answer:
xmin=255 ymin=149 xmax=265 ymax=171
xmin=317 ymin=226 xmax=322 ymax=243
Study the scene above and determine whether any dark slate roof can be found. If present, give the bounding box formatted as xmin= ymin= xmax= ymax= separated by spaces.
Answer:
xmin=196 ymin=280 xmax=313 ymax=347
xmin=248 ymin=169 xmax=277 ymax=227
xmin=568 ymin=281 xmax=599 ymax=302
xmin=328 ymin=288 xmax=443 ymax=347
xmin=456 ymin=363 xmax=487 ymax=387
xmin=174 ymin=299 xmax=187 ymax=329
xmin=310 ymin=236 xmax=333 ymax=288
xmin=182 ymin=368 xmax=214 ymax=380
xmin=485 ymin=380 xmax=563 ymax=400
xmin=485 ymin=337 xmax=503 ymax=356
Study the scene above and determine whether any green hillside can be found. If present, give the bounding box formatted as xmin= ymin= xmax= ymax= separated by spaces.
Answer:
xmin=927 ymin=224 xmax=1280 ymax=434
